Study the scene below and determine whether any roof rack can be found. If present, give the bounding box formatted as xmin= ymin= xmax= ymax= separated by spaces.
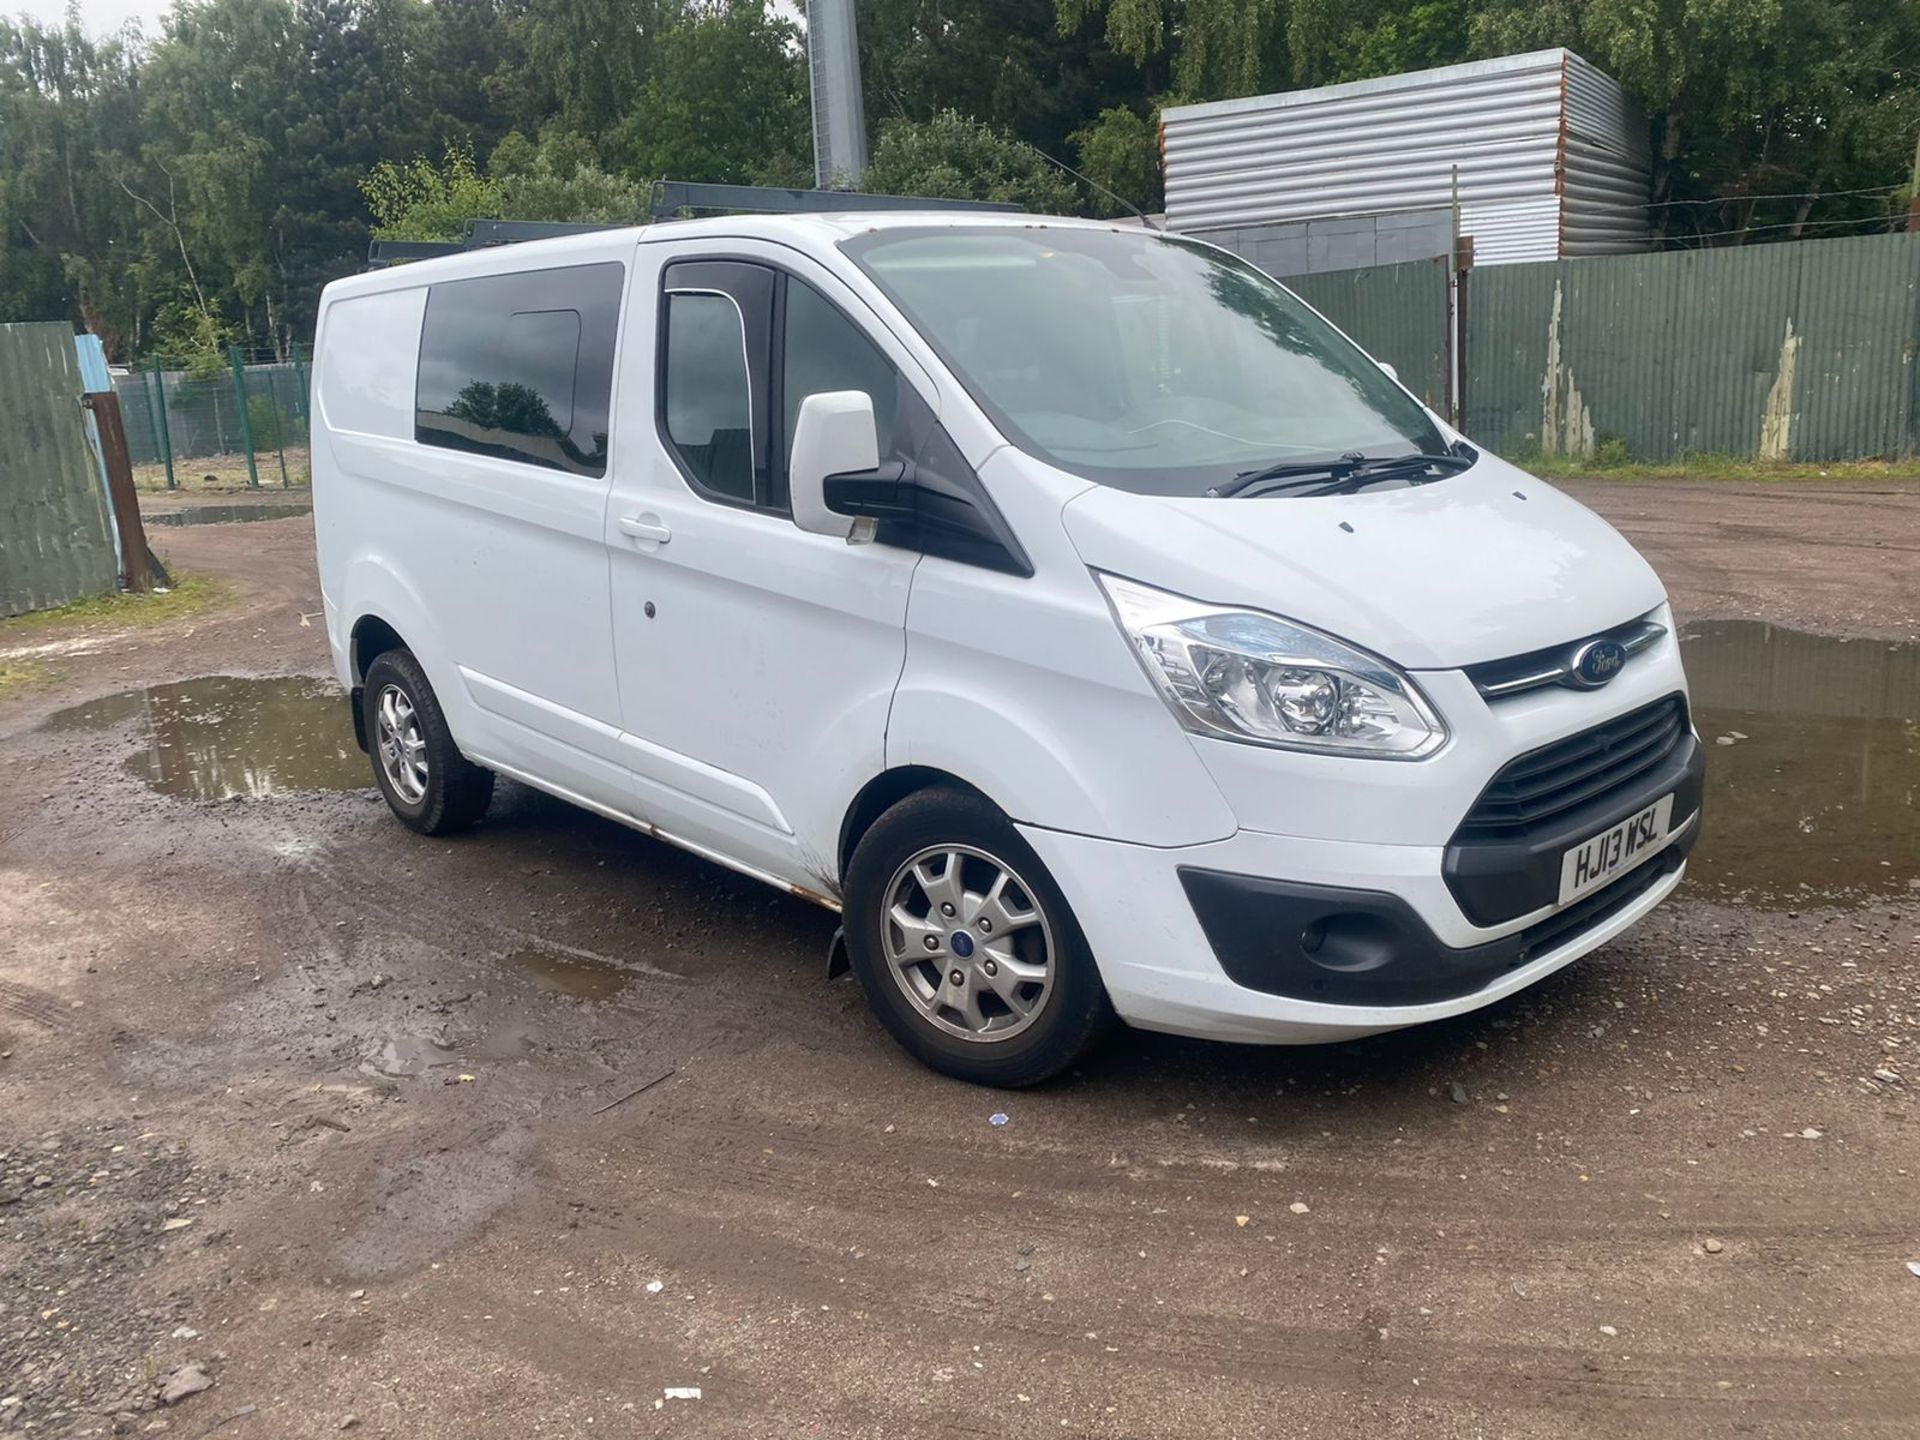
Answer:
xmin=646 ymin=180 xmax=1017 ymax=220
xmin=365 ymin=181 xmax=1019 ymax=267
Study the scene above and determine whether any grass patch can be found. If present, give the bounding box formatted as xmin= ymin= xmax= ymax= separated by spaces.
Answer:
xmin=1524 ymin=455 xmax=1920 ymax=485
xmin=0 ymin=573 xmax=229 ymax=639
xmin=0 ymin=658 xmax=53 ymax=697
xmin=135 ymin=448 xmax=310 ymax=493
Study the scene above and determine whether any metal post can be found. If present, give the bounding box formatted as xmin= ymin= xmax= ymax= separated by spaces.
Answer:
xmin=149 ymin=358 xmax=177 ymax=490
xmin=228 ymin=343 xmax=260 ymax=489
xmin=141 ymin=366 xmax=166 ymax=487
xmin=292 ymin=343 xmax=308 ymax=434
xmin=1908 ymin=135 xmax=1920 ymax=233
xmin=80 ymin=392 xmax=157 ymax=592
xmin=266 ymin=368 xmax=290 ymax=488
xmin=1447 ymin=165 xmax=1463 ymax=429
xmin=806 ymin=0 xmax=869 ymax=188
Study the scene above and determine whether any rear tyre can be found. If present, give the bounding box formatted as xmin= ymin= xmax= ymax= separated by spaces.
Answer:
xmin=362 ymin=649 xmax=493 ymax=836
xmin=843 ymin=787 xmax=1112 ymax=1087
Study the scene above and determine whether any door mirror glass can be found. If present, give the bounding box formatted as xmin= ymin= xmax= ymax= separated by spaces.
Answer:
xmin=789 ymin=390 xmax=879 ymax=538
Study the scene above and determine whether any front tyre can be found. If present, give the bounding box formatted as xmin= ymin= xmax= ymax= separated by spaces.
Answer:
xmin=844 ymin=788 xmax=1112 ymax=1087
xmin=362 ymin=649 xmax=494 ymax=835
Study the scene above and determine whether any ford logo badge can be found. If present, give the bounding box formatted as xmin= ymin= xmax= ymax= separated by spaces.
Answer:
xmin=1568 ymin=638 xmax=1628 ymax=689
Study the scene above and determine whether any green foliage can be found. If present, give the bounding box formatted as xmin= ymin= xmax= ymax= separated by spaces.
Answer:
xmin=4 ymin=0 xmax=1915 ymax=364
xmin=362 ymin=132 xmax=653 ymax=241
xmin=491 ymin=132 xmax=654 ymax=224
xmin=1055 ymin=0 xmax=1920 ymax=239
xmin=1072 ymin=105 xmax=1162 ymax=214
xmin=865 ymin=110 xmax=1081 ymax=212
xmin=363 ymin=145 xmax=504 ymax=241
xmin=611 ymin=1 xmax=810 ymax=185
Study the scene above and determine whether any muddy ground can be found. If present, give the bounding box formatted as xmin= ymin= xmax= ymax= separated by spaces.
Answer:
xmin=1 ymin=478 xmax=1917 ymax=1438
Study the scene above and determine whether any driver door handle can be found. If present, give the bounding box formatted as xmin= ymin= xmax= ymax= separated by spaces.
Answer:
xmin=617 ymin=513 xmax=672 ymax=544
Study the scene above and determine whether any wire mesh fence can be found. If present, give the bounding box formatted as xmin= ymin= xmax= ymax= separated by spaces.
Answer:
xmin=112 ymin=345 xmax=312 ymax=489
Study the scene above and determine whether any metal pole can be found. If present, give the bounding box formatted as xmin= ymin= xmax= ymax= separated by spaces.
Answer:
xmin=1908 ymin=135 xmax=1920 ymax=233
xmin=150 ymin=358 xmax=177 ymax=490
xmin=141 ymin=366 xmax=166 ymax=485
xmin=1448 ymin=165 xmax=1463 ymax=429
xmin=81 ymin=392 xmax=157 ymax=592
xmin=228 ymin=343 xmax=260 ymax=488
xmin=806 ymin=0 xmax=869 ymax=188
xmin=267 ymin=368 xmax=290 ymax=488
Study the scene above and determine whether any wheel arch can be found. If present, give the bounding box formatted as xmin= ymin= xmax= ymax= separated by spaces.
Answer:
xmin=344 ymin=613 xmax=411 ymax=752
xmin=838 ymin=765 xmax=997 ymax=884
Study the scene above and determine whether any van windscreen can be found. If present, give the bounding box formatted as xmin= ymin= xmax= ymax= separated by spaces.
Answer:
xmin=841 ymin=227 xmax=1446 ymax=495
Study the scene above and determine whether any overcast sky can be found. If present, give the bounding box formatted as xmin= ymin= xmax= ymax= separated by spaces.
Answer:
xmin=12 ymin=0 xmax=805 ymax=35
xmin=10 ymin=0 xmax=169 ymax=33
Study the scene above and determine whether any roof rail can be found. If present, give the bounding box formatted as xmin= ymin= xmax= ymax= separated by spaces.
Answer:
xmin=366 ymin=238 xmax=464 ymax=267
xmin=646 ymin=180 xmax=1019 ymax=220
xmin=365 ymin=183 xmax=1019 ymax=266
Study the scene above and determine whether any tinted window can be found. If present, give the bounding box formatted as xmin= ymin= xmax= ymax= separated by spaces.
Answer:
xmin=781 ymin=281 xmax=899 ymax=494
xmin=416 ymin=262 xmax=623 ymax=477
xmin=663 ymin=291 xmax=755 ymax=501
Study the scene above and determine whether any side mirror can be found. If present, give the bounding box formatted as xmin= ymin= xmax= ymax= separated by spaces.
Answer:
xmin=1376 ymin=360 xmax=1399 ymax=383
xmin=790 ymin=390 xmax=879 ymax=538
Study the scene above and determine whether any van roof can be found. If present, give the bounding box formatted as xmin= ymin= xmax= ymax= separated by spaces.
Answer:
xmin=323 ymin=210 xmax=1154 ymax=302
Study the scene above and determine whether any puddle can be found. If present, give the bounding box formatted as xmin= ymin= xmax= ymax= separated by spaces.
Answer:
xmin=43 ymin=675 xmax=367 ymax=801
xmin=369 ymin=1036 xmax=458 ymax=1077
xmin=146 ymin=502 xmax=312 ymax=527
xmin=1681 ymin=621 xmax=1919 ymax=909
xmin=501 ymin=946 xmax=634 ymax=1001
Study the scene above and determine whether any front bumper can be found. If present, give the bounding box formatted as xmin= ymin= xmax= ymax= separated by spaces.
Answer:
xmin=1018 ymin=799 xmax=1697 ymax=1045
xmin=1178 ymin=810 xmax=1696 ymax=1007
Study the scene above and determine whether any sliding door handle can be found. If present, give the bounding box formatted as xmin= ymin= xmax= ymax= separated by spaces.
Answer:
xmin=617 ymin=514 xmax=672 ymax=544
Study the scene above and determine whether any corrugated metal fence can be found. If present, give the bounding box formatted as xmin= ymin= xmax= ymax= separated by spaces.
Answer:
xmin=1287 ymin=258 xmax=1452 ymax=415
xmin=1272 ymin=230 xmax=1920 ymax=463
xmin=0 ymin=321 xmax=120 ymax=616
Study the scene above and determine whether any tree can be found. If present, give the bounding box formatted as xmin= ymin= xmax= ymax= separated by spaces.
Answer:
xmin=863 ymin=109 xmax=1081 ymax=212
xmin=610 ymin=0 xmax=809 ymax=185
xmin=362 ymin=132 xmax=652 ymax=240
xmin=1072 ymin=104 xmax=1162 ymax=214
xmin=362 ymin=144 xmax=505 ymax=240
xmin=857 ymin=0 xmax=1154 ymax=164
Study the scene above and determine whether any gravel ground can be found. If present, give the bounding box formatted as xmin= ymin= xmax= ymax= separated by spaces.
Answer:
xmin=1 ymin=479 xmax=1916 ymax=1438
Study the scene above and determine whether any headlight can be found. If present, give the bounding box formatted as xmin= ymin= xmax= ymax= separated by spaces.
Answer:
xmin=1097 ymin=573 xmax=1447 ymax=759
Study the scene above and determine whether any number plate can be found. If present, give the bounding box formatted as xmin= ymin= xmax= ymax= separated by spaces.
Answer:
xmin=1558 ymin=794 xmax=1674 ymax=905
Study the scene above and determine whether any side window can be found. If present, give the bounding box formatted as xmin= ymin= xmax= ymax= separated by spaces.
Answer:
xmin=663 ymin=292 xmax=755 ymax=501
xmin=780 ymin=281 xmax=900 ymax=508
xmin=416 ymin=262 xmax=622 ymax=477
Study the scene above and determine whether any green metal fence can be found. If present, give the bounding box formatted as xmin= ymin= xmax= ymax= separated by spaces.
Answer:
xmin=1466 ymin=233 xmax=1920 ymax=462
xmin=1287 ymin=257 xmax=1454 ymax=418
xmin=112 ymin=345 xmax=312 ymax=488
xmin=1276 ymin=231 xmax=1920 ymax=464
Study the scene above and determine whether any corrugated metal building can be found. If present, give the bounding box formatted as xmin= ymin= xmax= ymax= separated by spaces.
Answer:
xmin=1161 ymin=49 xmax=1651 ymax=271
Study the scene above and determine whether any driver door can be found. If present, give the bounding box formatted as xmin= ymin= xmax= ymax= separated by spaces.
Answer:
xmin=604 ymin=237 xmax=931 ymax=892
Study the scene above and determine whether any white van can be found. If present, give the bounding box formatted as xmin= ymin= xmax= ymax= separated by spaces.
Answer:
xmin=312 ymin=213 xmax=1703 ymax=1086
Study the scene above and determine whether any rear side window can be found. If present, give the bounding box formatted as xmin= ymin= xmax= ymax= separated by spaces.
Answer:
xmin=415 ymin=262 xmax=624 ymax=477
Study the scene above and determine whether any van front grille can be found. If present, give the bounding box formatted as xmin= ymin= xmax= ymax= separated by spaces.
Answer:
xmin=1456 ymin=695 xmax=1689 ymax=843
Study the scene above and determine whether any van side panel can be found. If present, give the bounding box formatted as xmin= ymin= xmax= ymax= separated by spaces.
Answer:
xmin=314 ymin=286 xmax=430 ymax=692
xmin=314 ymin=263 xmax=638 ymax=820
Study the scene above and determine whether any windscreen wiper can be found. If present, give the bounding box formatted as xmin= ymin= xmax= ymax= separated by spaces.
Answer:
xmin=1208 ymin=453 xmax=1367 ymax=498
xmin=1210 ymin=449 xmax=1474 ymax=499
xmin=1313 ymin=451 xmax=1477 ymax=495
